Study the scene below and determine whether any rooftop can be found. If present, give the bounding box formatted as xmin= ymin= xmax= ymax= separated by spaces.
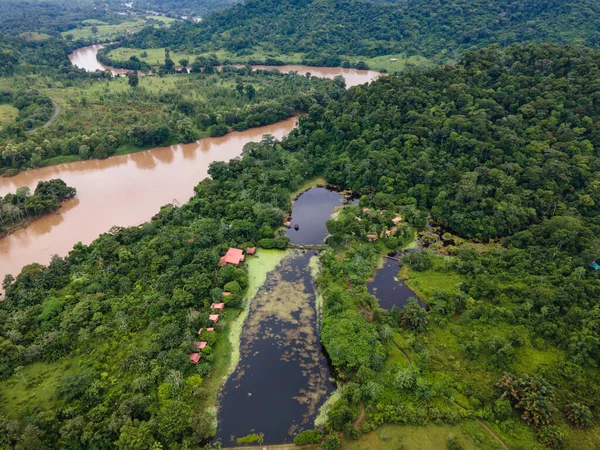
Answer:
xmin=219 ymin=248 xmax=245 ymax=266
xmin=188 ymin=353 xmax=201 ymax=364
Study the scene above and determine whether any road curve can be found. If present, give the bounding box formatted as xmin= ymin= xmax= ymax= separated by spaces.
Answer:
xmin=27 ymin=100 xmax=60 ymax=134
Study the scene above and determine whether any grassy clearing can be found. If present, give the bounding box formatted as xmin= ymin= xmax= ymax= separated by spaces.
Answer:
xmin=341 ymin=423 xmax=496 ymax=450
xmin=0 ymin=358 xmax=81 ymax=419
xmin=0 ymin=104 xmax=18 ymax=126
xmin=400 ymin=255 xmax=464 ymax=300
xmin=18 ymin=32 xmax=51 ymax=41
xmin=351 ymin=53 xmax=430 ymax=73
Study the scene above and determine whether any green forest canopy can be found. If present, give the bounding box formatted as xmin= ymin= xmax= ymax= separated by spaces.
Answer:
xmin=117 ymin=0 xmax=600 ymax=65
xmin=1 ymin=43 xmax=600 ymax=448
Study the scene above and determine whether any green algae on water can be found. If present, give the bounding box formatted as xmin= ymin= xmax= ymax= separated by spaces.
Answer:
xmin=224 ymin=249 xmax=285 ymax=380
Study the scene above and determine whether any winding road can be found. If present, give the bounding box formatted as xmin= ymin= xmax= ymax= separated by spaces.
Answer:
xmin=27 ymin=100 xmax=59 ymax=134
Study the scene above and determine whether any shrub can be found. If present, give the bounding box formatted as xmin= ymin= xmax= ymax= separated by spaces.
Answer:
xmin=293 ymin=429 xmax=323 ymax=445
xmin=325 ymin=433 xmax=341 ymax=450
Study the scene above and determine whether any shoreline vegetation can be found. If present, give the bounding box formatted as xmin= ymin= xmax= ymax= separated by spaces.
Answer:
xmin=0 ymin=67 xmax=342 ymax=177
xmin=0 ymin=178 xmax=76 ymax=240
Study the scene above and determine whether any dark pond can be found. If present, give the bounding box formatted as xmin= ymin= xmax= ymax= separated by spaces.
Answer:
xmin=368 ymin=257 xmax=425 ymax=310
xmin=216 ymin=252 xmax=334 ymax=445
xmin=286 ymin=187 xmax=349 ymax=245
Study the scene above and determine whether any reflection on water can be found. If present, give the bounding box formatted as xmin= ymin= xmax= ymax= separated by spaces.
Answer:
xmin=368 ymin=257 xmax=424 ymax=310
xmin=0 ymin=118 xmax=296 ymax=284
xmin=216 ymin=251 xmax=334 ymax=445
xmin=286 ymin=188 xmax=348 ymax=245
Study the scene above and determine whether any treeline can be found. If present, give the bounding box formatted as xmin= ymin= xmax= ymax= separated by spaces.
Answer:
xmin=0 ymin=178 xmax=76 ymax=237
xmin=0 ymin=132 xmax=321 ymax=448
xmin=0 ymin=68 xmax=343 ymax=175
xmin=0 ymin=90 xmax=54 ymax=133
xmin=113 ymin=0 xmax=241 ymax=19
xmin=117 ymin=0 xmax=600 ymax=63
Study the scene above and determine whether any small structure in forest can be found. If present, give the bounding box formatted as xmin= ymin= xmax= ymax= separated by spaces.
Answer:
xmin=591 ymin=261 xmax=600 ymax=270
xmin=209 ymin=314 xmax=220 ymax=323
xmin=211 ymin=302 xmax=225 ymax=310
xmin=219 ymin=248 xmax=245 ymax=266
xmin=222 ymin=292 xmax=231 ymax=297
xmin=189 ymin=353 xmax=201 ymax=364
xmin=246 ymin=247 xmax=256 ymax=255
xmin=197 ymin=327 xmax=215 ymax=334
xmin=193 ymin=341 xmax=208 ymax=350
xmin=284 ymin=221 xmax=291 ymax=228
xmin=392 ymin=216 xmax=403 ymax=223
xmin=366 ymin=234 xmax=378 ymax=241
xmin=385 ymin=230 xmax=392 ymax=237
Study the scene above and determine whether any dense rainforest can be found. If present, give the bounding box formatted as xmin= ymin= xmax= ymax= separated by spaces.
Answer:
xmin=1 ymin=43 xmax=600 ymax=449
xmin=0 ymin=178 xmax=76 ymax=238
xmin=117 ymin=0 xmax=600 ymax=65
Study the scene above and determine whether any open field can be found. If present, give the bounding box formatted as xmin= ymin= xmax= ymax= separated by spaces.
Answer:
xmin=0 ymin=104 xmax=18 ymax=127
xmin=62 ymin=15 xmax=176 ymax=40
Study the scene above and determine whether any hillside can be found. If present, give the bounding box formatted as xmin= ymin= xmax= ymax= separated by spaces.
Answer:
xmin=118 ymin=0 xmax=600 ymax=66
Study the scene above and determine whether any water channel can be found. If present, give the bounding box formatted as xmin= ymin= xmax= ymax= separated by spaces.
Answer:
xmin=216 ymin=188 xmax=346 ymax=444
xmin=367 ymin=257 xmax=425 ymax=310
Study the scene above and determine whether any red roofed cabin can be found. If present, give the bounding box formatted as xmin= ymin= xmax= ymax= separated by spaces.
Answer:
xmin=209 ymin=314 xmax=220 ymax=323
xmin=246 ymin=247 xmax=256 ymax=255
xmin=211 ymin=302 xmax=225 ymax=310
xmin=392 ymin=216 xmax=403 ymax=223
xmin=193 ymin=341 xmax=208 ymax=350
xmin=366 ymin=234 xmax=378 ymax=241
xmin=197 ymin=328 xmax=215 ymax=334
xmin=189 ymin=353 xmax=201 ymax=364
xmin=219 ymin=248 xmax=245 ymax=266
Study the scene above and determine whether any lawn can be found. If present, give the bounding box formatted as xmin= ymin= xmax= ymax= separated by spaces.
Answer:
xmin=62 ymin=15 xmax=176 ymax=40
xmin=0 ymin=104 xmax=18 ymax=127
xmin=348 ymin=53 xmax=431 ymax=73
xmin=400 ymin=255 xmax=464 ymax=301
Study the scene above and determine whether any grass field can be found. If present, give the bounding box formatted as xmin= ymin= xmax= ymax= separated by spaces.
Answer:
xmin=0 ymin=104 xmax=18 ymax=127
xmin=342 ymin=423 xmax=501 ymax=450
xmin=62 ymin=15 xmax=176 ymax=40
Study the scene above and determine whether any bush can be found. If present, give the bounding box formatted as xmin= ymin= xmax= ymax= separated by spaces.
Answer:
xmin=447 ymin=435 xmax=464 ymax=450
xmin=235 ymin=433 xmax=262 ymax=444
xmin=293 ymin=429 xmax=323 ymax=445
xmin=325 ymin=433 xmax=341 ymax=450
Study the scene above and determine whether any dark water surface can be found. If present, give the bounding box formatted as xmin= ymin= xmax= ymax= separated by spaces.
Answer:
xmin=286 ymin=187 xmax=348 ymax=245
xmin=368 ymin=258 xmax=424 ymax=310
xmin=216 ymin=252 xmax=334 ymax=444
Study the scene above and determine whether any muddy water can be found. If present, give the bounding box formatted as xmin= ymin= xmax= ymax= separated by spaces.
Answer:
xmin=69 ymin=46 xmax=381 ymax=87
xmin=69 ymin=45 xmax=129 ymax=75
xmin=0 ymin=118 xmax=296 ymax=284
xmin=251 ymin=65 xmax=380 ymax=87
xmin=368 ymin=257 xmax=425 ymax=310
xmin=286 ymin=187 xmax=350 ymax=245
xmin=217 ymin=251 xmax=333 ymax=445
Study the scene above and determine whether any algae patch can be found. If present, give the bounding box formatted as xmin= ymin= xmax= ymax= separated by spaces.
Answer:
xmin=225 ymin=249 xmax=285 ymax=380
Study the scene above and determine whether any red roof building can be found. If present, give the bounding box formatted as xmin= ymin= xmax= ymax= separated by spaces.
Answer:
xmin=209 ymin=314 xmax=220 ymax=323
xmin=211 ymin=302 xmax=225 ymax=310
xmin=219 ymin=248 xmax=245 ymax=266
xmin=246 ymin=247 xmax=256 ymax=255
xmin=197 ymin=327 xmax=215 ymax=335
xmin=222 ymin=292 xmax=231 ymax=297
xmin=366 ymin=234 xmax=378 ymax=241
xmin=189 ymin=353 xmax=201 ymax=364
xmin=284 ymin=221 xmax=291 ymax=228
xmin=193 ymin=341 xmax=208 ymax=350
xmin=392 ymin=216 xmax=403 ymax=223
xmin=385 ymin=230 xmax=392 ymax=237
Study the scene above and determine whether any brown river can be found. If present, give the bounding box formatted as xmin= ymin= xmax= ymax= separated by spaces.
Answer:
xmin=0 ymin=47 xmax=379 ymax=287
xmin=68 ymin=45 xmax=381 ymax=87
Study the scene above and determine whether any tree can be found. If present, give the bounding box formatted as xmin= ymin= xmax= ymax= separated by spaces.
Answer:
xmin=178 ymin=58 xmax=189 ymax=69
xmin=565 ymin=403 xmax=593 ymax=429
xmin=401 ymin=298 xmax=428 ymax=332
xmin=91 ymin=25 xmax=98 ymax=35
xmin=115 ymin=420 xmax=157 ymax=450
xmin=127 ymin=71 xmax=139 ymax=88
xmin=325 ymin=433 xmax=341 ymax=450
xmin=245 ymin=84 xmax=255 ymax=100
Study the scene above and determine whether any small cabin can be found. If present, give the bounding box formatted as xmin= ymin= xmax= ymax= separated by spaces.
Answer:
xmin=222 ymin=292 xmax=231 ymax=297
xmin=219 ymin=248 xmax=245 ymax=266
xmin=209 ymin=314 xmax=220 ymax=323
xmin=392 ymin=216 xmax=403 ymax=224
xmin=591 ymin=261 xmax=600 ymax=270
xmin=366 ymin=234 xmax=378 ymax=241
xmin=211 ymin=302 xmax=225 ymax=310
xmin=193 ymin=341 xmax=208 ymax=350
xmin=197 ymin=327 xmax=215 ymax=334
xmin=284 ymin=221 xmax=291 ymax=228
xmin=246 ymin=247 xmax=256 ymax=255
xmin=188 ymin=353 xmax=201 ymax=364
xmin=385 ymin=230 xmax=392 ymax=237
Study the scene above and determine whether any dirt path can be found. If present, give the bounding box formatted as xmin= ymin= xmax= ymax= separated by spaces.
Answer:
xmin=352 ymin=401 xmax=365 ymax=426
xmin=476 ymin=419 xmax=510 ymax=450
xmin=391 ymin=338 xmax=412 ymax=366
xmin=27 ymin=100 xmax=59 ymax=133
